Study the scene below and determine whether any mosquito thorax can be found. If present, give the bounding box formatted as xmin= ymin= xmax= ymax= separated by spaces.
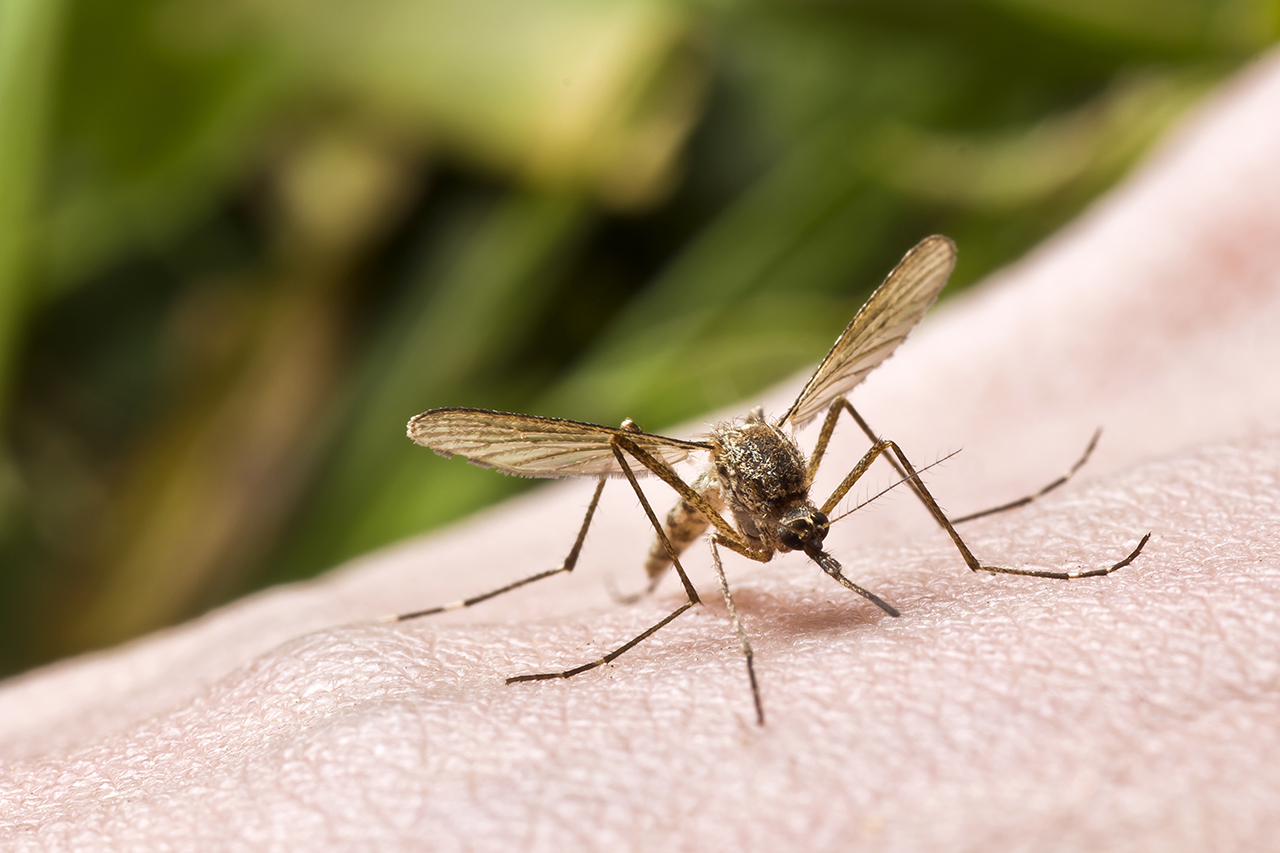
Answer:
xmin=710 ymin=415 xmax=813 ymax=554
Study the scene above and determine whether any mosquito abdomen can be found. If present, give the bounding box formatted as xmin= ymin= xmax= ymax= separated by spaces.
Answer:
xmin=645 ymin=495 xmax=712 ymax=580
xmin=643 ymin=467 xmax=723 ymax=580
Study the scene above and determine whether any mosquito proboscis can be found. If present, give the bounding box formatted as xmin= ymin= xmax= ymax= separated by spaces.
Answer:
xmin=399 ymin=235 xmax=1150 ymax=724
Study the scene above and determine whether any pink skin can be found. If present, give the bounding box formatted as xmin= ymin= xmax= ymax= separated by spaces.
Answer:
xmin=5 ymin=50 xmax=1280 ymax=852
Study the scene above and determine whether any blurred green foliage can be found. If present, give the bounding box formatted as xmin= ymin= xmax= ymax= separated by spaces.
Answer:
xmin=0 ymin=0 xmax=1275 ymax=676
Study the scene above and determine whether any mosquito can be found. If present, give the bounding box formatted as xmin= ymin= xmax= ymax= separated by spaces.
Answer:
xmin=400 ymin=235 xmax=1150 ymax=724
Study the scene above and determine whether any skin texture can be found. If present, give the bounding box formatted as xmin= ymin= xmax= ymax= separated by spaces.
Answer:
xmin=4 ymin=50 xmax=1280 ymax=853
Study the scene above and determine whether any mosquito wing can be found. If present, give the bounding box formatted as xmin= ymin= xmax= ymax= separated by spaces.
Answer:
xmin=408 ymin=407 xmax=709 ymax=478
xmin=780 ymin=235 xmax=957 ymax=429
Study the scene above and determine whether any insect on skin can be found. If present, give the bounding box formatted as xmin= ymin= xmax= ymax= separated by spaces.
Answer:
xmin=400 ymin=235 xmax=1151 ymax=725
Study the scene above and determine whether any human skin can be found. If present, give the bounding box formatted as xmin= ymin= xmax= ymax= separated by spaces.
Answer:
xmin=4 ymin=50 xmax=1280 ymax=853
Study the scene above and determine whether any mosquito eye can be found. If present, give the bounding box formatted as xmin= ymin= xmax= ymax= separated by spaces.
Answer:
xmin=779 ymin=528 xmax=805 ymax=551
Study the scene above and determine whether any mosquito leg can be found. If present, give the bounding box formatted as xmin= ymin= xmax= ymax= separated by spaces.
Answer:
xmin=613 ymin=435 xmax=744 ymax=546
xmin=609 ymin=443 xmax=702 ymax=606
xmin=504 ymin=441 xmax=705 ymax=684
xmin=710 ymin=522 xmax=897 ymax=702
xmin=806 ymin=396 xmax=854 ymax=482
xmin=882 ymin=438 xmax=1149 ymax=578
xmin=610 ymin=469 xmax=720 ymax=606
xmin=390 ymin=476 xmax=608 ymax=622
xmin=709 ymin=526 xmax=784 ymax=564
xmin=809 ymin=399 xmax=945 ymax=520
xmin=809 ymin=396 xmax=1100 ymax=525
xmin=506 ymin=601 xmax=697 ymax=683
xmin=820 ymin=438 xmax=1150 ymax=579
xmin=817 ymin=440 xmax=892 ymax=520
xmin=949 ymin=429 xmax=1100 ymax=524
xmin=708 ymin=537 xmax=764 ymax=725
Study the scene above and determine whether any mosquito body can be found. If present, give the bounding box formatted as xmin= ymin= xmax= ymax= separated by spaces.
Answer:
xmin=402 ymin=235 xmax=1150 ymax=724
xmin=642 ymin=411 xmax=813 ymax=577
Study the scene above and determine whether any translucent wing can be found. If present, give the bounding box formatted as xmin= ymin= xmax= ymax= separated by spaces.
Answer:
xmin=780 ymin=235 xmax=957 ymax=429
xmin=407 ymin=408 xmax=709 ymax=478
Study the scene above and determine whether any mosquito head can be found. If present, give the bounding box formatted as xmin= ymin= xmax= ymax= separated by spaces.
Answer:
xmin=776 ymin=505 xmax=829 ymax=553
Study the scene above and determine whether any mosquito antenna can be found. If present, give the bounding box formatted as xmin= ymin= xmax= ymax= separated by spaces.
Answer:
xmin=829 ymin=449 xmax=962 ymax=523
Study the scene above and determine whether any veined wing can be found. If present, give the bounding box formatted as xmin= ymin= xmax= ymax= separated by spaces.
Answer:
xmin=407 ymin=407 xmax=710 ymax=478
xmin=780 ymin=235 xmax=957 ymax=429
